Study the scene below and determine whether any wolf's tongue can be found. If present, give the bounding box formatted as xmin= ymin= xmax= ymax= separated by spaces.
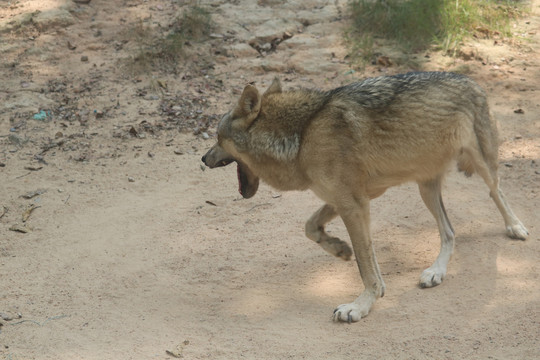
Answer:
xmin=237 ymin=163 xmax=243 ymax=196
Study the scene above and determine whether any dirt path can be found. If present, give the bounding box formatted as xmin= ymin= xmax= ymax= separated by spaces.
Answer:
xmin=1 ymin=1 xmax=539 ymax=359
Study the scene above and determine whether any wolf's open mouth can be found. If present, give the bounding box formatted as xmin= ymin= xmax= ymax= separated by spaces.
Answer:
xmin=236 ymin=162 xmax=259 ymax=199
xmin=217 ymin=159 xmax=234 ymax=167
xmin=237 ymin=163 xmax=243 ymax=196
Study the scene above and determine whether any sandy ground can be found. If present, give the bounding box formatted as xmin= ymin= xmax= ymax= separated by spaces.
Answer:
xmin=1 ymin=0 xmax=539 ymax=359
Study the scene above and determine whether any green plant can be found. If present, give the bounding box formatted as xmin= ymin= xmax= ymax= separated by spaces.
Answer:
xmin=347 ymin=0 xmax=527 ymax=64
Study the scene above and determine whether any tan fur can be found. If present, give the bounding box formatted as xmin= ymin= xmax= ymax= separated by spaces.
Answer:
xmin=202 ymin=73 xmax=528 ymax=322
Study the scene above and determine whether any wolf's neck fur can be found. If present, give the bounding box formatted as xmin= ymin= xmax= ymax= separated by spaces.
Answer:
xmin=249 ymin=89 xmax=328 ymax=162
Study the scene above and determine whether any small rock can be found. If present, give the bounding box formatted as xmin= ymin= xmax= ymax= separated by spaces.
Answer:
xmin=514 ymin=108 xmax=524 ymax=114
xmin=81 ymin=55 xmax=89 ymax=62
xmin=21 ymin=189 xmax=47 ymax=199
xmin=0 ymin=313 xmax=13 ymax=321
xmin=128 ymin=177 xmax=135 ymax=182
xmin=261 ymin=42 xmax=272 ymax=52
xmin=174 ymin=150 xmax=184 ymax=155
xmin=9 ymin=224 xmax=31 ymax=233
xmin=202 ymin=132 xmax=210 ymax=140
xmin=144 ymin=94 xmax=160 ymax=101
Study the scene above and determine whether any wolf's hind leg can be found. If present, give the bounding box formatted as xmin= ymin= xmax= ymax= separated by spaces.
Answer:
xmin=465 ymin=148 xmax=529 ymax=239
xmin=418 ymin=178 xmax=455 ymax=288
xmin=305 ymin=204 xmax=352 ymax=260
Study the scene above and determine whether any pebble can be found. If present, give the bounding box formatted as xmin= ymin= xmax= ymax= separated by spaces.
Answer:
xmin=128 ymin=177 xmax=135 ymax=182
xmin=144 ymin=94 xmax=160 ymax=101
xmin=81 ymin=55 xmax=89 ymax=62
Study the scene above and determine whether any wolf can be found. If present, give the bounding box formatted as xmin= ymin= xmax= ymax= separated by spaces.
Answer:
xmin=201 ymin=72 xmax=528 ymax=323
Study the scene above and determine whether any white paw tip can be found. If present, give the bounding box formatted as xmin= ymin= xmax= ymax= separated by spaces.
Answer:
xmin=419 ymin=269 xmax=444 ymax=288
xmin=332 ymin=304 xmax=366 ymax=323
xmin=506 ymin=224 xmax=529 ymax=240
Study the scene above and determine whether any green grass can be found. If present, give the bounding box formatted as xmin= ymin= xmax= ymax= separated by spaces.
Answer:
xmin=347 ymin=0 xmax=528 ymax=64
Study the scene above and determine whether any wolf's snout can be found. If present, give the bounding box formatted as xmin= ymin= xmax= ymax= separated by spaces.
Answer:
xmin=202 ymin=145 xmax=235 ymax=169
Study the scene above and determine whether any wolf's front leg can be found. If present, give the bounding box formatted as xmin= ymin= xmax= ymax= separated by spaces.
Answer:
xmin=332 ymin=196 xmax=385 ymax=322
xmin=305 ymin=204 xmax=352 ymax=260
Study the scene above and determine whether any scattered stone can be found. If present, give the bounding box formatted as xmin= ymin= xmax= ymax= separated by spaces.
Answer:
xmin=174 ymin=150 xmax=184 ymax=155
xmin=9 ymin=224 xmax=32 ymax=233
xmin=514 ymin=108 xmax=524 ymax=114
xmin=128 ymin=177 xmax=135 ymax=182
xmin=81 ymin=55 xmax=89 ymax=62
xmin=21 ymin=189 xmax=47 ymax=199
xmin=0 ymin=313 xmax=13 ymax=321
xmin=24 ymin=166 xmax=43 ymax=171
xmin=227 ymin=43 xmax=260 ymax=58
xmin=166 ymin=340 xmax=190 ymax=358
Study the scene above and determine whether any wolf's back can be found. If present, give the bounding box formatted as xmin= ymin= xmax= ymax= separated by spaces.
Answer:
xmin=326 ymin=72 xmax=477 ymax=110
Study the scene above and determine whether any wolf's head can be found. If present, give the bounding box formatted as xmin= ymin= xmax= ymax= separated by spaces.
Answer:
xmin=201 ymin=78 xmax=282 ymax=198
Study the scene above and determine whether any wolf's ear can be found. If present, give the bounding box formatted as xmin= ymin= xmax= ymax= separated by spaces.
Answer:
xmin=264 ymin=77 xmax=282 ymax=96
xmin=234 ymin=84 xmax=261 ymax=128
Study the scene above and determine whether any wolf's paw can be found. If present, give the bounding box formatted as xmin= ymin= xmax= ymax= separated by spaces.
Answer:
xmin=319 ymin=237 xmax=352 ymax=261
xmin=332 ymin=292 xmax=376 ymax=323
xmin=506 ymin=223 xmax=529 ymax=240
xmin=419 ymin=267 xmax=445 ymax=288
xmin=332 ymin=303 xmax=368 ymax=323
